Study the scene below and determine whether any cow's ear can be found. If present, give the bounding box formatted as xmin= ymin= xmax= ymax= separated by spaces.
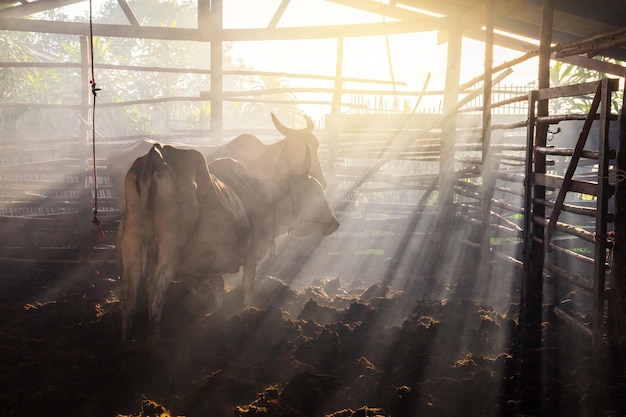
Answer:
xmin=303 ymin=115 xmax=314 ymax=131
xmin=271 ymin=113 xmax=292 ymax=137
xmin=300 ymin=144 xmax=312 ymax=177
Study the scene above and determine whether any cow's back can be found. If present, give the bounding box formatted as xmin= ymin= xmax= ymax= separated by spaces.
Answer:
xmin=208 ymin=158 xmax=280 ymax=263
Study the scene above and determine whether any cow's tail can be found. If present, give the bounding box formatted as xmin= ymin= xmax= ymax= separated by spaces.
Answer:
xmin=139 ymin=144 xmax=167 ymax=278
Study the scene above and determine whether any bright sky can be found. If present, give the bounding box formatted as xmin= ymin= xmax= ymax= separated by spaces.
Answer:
xmin=220 ymin=0 xmax=538 ymax=117
xmin=58 ymin=0 xmax=539 ymax=118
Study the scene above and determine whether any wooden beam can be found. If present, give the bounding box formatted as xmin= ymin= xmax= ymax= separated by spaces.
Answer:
xmin=117 ymin=0 xmax=140 ymax=27
xmin=522 ymin=0 xmax=554 ymax=411
xmin=533 ymin=173 xmax=602 ymax=196
xmin=0 ymin=18 xmax=203 ymax=40
xmin=268 ymin=0 xmax=290 ymax=29
xmin=437 ymin=0 xmax=529 ymax=43
xmin=223 ymin=19 xmax=443 ymax=40
xmin=592 ymin=77 xmax=612 ymax=351
xmin=0 ymin=0 xmax=83 ymax=18
xmin=466 ymin=0 xmax=529 ymax=28
xmin=327 ymin=0 xmax=427 ymax=21
xmin=553 ymin=26 xmax=626 ymax=58
xmin=480 ymin=0 xmax=496 ymax=280
xmin=331 ymin=38 xmax=344 ymax=116
xmin=608 ymin=75 xmax=626 ymax=367
xmin=209 ymin=0 xmax=223 ymax=143
xmin=559 ymin=55 xmax=626 ymax=78
xmin=431 ymin=12 xmax=462 ymax=277
xmin=462 ymin=25 xmax=626 ymax=78
xmin=0 ymin=16 xmax=443 ymax=40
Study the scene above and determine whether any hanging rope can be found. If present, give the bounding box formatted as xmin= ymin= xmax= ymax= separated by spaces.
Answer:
xmin=89 ymin=0 xmax=104 ymax=239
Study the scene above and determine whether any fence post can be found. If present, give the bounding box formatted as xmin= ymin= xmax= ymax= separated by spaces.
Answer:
xmin=79 ymin=35 xmax=95 ymax=259
xmin=609 ymin=81 xmax=626 ymax=398
xmin=209 ymin=0 xmax=223 ymax=144
xmin=431 ymin=14 xmax=461 ymax=278
xmin=480 ymin=0 xmax=495 ymax=280
xmin=593 ymin=78 xmax=612 ymax=350
xmin=519 ymin=0 xmax=554 ymax=412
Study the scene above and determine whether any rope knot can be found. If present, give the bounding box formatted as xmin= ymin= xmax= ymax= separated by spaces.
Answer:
xmin=90 ymin=80 xmax=101 ymax=97
xmin=92 ymin=211 xmax=105 ymax=239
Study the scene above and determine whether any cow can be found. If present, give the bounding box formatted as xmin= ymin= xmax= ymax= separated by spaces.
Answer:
xmin=119 ymin=143 xmax=338 ymax=344
xmin=107 ymin=113 xmax=326 ymax=218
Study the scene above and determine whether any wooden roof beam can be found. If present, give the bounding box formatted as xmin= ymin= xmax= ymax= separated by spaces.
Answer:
xmin=461 ymin=25 xmax=626 ymax=79
xmin=559 ymin=55 xmax=626 ymax=79
xmin=437 ymin=0 xmax=529 ymax=44
xmin=327 ymin=0 xmax=427 ymax=20
xmin=458 ymin=0 xmax=529 ymax=31
xmin=0 ymin=0 xmax=83 ymax=18
xmin=226 ymin=19 xmax=443 ymax=40
xmin=395 ymin=0 xmax=456 ymax=17
xmin=0 ymin=16 xmax=443 ymax=40
xmin=117 ymin=0 xmax=140 ymax=27
xmin=268 ymin=0 xmax=290 ymax=29
xmin=554 ymin=27 xmax=626 ymax=58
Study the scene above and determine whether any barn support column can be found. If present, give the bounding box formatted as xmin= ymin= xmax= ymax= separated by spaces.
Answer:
xmin=326 ymin=37 xmax=344 ymax=180
xmin=198 ymin=0 xmax=224 ymax=144
xmin=331 ymin=37 xmax=344 ymax=118
xmin=609 ymin=89 xmax=626 ymax=406
xmin=79 ymin=35 xmax=95 ymax=258
xmin=520 ymin=0 xmax=554 ymax=413
xmin=431 ymin=14 xmax=462 ymax=278
xmin=593 ymin=78 xmax=612 ymax=351
xmin=480 ymin=0 xmax=495 ymax=280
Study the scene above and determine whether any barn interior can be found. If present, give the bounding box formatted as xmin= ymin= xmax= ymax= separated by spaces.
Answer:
xmin=1 ymin=1 xmax=626 ymax=416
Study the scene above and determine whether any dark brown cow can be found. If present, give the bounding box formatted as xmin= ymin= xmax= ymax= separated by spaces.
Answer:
xmin=119 ymin=143 xmax=338 ymax=344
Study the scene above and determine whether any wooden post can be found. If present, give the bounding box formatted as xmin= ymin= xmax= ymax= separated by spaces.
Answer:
xmin=609 ymin=83 xmax=626 ymax=387
xmin=331 ymin=37 xmax=344 ymax=117
xmin=432 ymin=14 xmax=462 ymax=276
xmin=325 ymin=37 xmax=344 ymax=187
xmin=520 ymin=0 xmax=554 ymax=412
xmin=480 ymin=0 xmax=495 ymax=279
xmin=79 ymin=35 xmax=94 ymax=259
xmin=209 ymin=0 xmax=223 ymax=144
xmin=593 ymin=78 xmax=612 ymax=351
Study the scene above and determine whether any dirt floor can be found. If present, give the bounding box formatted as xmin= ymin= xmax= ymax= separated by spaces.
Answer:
xmin=0 ymin=258 xmax=624 ymax=417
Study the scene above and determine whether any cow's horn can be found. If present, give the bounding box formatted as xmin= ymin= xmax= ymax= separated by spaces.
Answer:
xmin=304 ymin=115 xmax=314 ymax=131
xmin=271 ymin=113 xmax=291 ymax=136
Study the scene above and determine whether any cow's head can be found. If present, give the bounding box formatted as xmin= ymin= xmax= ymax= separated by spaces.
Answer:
xmin=271 ymin=113 xmax=328 ymax=190
xmin=289 ymin=177 xmax=339 ymax=237
xmin=281 ymin=146 xmax=339 ymax=237
xmin=183 ymin=272 xmax=225 ymax=312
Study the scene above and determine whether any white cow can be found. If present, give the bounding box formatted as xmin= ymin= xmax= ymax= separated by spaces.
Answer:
xmin=119 ymin=144 xmax=338 ymax=344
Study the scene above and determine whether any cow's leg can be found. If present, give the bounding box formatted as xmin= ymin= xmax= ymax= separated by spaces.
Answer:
xmin=147 ymin=261 xmax=177 ymax=342
xmin=242 ymin=262 xmax=257 ymax=306
xmin=120 ymin=254 xmax=143 ymax=345
xmin=120 ymin=174 xmax=144 ymax=345
xmin=120 ymin=269 xmax=140 ymax=345
xmin=210 ymin=274 xmax=225 ymax=309
xmin=115 ymin=220 xmax=126 ymax=276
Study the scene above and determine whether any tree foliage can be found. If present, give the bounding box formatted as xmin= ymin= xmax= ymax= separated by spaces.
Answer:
xmin=0 ymin=0 xmax=303 ymax=141
xmin=547 ymin=59 xmax=623 ymax=114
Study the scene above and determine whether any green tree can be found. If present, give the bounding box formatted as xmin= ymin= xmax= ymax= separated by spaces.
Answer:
xmin=0 ymin=0 xmax=307 ymax=140
xmin=0 ymin=28 xmax=81 ymax=139
xmin=548 ymin=59 xmax=623 ymax=114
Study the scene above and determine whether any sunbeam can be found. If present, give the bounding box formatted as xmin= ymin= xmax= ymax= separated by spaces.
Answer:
xmin=2 ymin=0 xmax=626 ymax=416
